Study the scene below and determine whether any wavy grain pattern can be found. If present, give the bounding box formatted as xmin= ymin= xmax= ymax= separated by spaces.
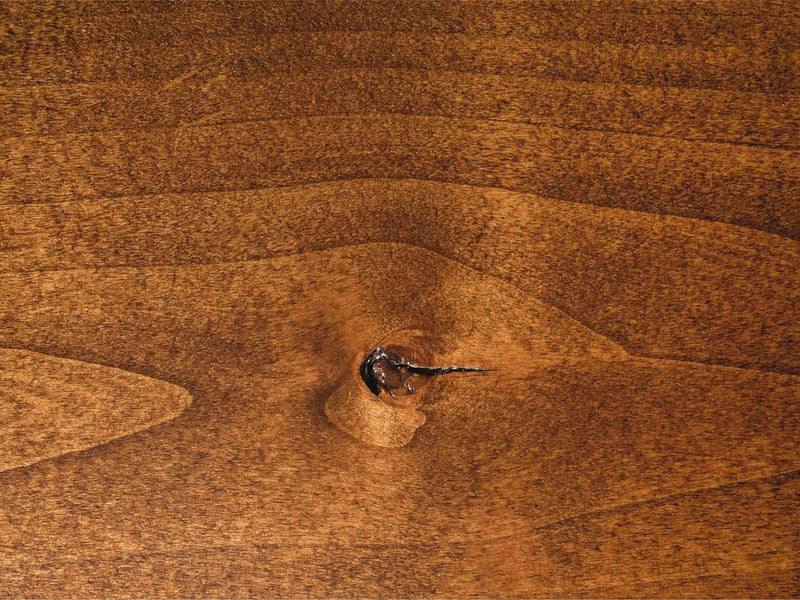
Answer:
xmin=0 ymin=1 xmax=797 ymax=597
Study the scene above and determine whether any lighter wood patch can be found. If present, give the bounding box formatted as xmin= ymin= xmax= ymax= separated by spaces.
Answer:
xmin=0 ymin=348 xmax=192 ymax=472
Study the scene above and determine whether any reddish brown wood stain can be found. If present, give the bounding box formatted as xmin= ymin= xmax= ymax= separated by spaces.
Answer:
xmin=0 ymin=1 xmax=798 ymax=597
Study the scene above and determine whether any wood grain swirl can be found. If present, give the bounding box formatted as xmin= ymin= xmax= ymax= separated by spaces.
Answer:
xmin=0 ymin=1 xmax=797 ymax=597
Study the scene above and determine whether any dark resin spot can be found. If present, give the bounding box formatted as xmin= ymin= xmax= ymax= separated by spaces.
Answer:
xmin=359 ymin=343 xmax=491 ymax=406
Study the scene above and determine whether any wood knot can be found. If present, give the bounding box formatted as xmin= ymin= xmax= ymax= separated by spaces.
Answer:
xmin=359 ymin=344 xmax=433 ymax=407
xmin=325 ymin=331 xmax=491 ymax=448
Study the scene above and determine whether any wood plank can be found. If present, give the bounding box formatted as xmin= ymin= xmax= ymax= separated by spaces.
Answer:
xmin=1 ymin=1 xmax=797 ymax=596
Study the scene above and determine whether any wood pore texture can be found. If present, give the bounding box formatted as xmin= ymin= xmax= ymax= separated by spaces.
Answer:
xmin=1 ymin=1 xmax=799 ymax=598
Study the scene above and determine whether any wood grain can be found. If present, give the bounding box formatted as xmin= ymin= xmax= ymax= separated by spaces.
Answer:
xmin=0 ymin=347 xmax=191 ymax=472
xmin=0 ymin=1 xmax=798 ymax=597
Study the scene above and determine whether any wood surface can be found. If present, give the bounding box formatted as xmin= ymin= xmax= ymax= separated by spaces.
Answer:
xmin=0 ymin=1 xmax=798 ymax=597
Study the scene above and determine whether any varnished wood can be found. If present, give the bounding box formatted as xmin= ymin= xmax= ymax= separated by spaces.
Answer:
xmin=0 ymin=348 xmax=191 ymax=472
xmin=0 ymin=1 xmax=797 ymax=597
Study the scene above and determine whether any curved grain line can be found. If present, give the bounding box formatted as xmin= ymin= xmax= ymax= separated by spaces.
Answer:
xmin=500 ymin=468 xmax=800 ymax=537
xmin=5 ymin=173 xmax=799 ymax=253
xmin=3 ymin=106 xmax=795 ymax=151
xmin=5 ymin=65 xmax=798 ymax=100
xmin=3 ymin=170 xmax=796 ymax=244
xmin=4 ymin=34 xmax=795 ymax=94
xmin=4 ymin=68 xmax=794 ymax=97
xmin=7 ymin=237 xmax=800 ymax=378
xmin=0 ymin=348 xmax=193 ymax=473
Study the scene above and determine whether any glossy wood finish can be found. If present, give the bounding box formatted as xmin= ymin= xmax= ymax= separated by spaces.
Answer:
xmin=0 ymin=2 xmax=798 ymax=597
